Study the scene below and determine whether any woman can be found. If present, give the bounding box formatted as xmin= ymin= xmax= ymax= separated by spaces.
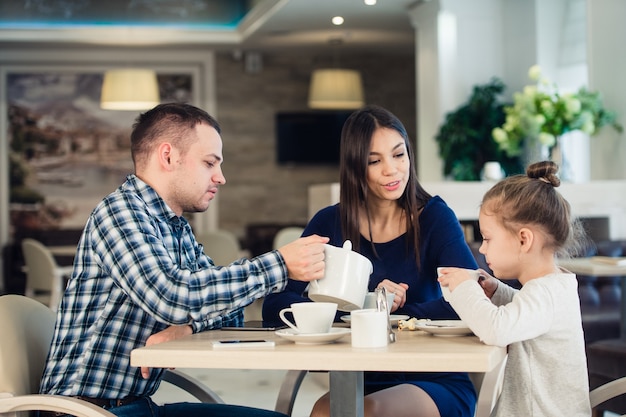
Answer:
xmin=263 ymin=105 xmax=478 ymax=417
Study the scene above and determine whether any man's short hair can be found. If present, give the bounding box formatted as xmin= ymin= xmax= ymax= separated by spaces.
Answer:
xmin=130 ymin=103 xmax=221 ymax=167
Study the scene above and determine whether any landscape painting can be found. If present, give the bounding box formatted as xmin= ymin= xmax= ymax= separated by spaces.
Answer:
xmin=7 ymin=71 xmax=193 ymax=237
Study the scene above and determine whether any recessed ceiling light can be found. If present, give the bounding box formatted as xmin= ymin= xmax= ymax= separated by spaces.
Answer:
xmin=332 ymin=16 xmax=344 ymax=26
xmin=364 ymin=0 xmax=377 ymax=5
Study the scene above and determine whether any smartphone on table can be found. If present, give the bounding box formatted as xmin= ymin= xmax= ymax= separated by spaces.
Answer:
xmin=211 ymin=339 xmax=275 ymax=349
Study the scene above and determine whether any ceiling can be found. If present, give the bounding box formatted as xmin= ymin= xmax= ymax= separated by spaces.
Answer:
xmin=0 ymin=0 xmax=419 ymax=54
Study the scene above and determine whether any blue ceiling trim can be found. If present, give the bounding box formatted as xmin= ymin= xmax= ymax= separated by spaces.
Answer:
xmin=0 ymin=0 xmax=252 ymax=29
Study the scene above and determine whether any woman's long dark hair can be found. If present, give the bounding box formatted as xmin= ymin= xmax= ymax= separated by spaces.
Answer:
xmin=339 ymin=105 xmax=431 ymax=266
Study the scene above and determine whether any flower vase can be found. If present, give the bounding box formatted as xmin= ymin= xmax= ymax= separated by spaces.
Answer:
xmin=522 ymin=136 xmax=549 ymax=168
xmin=550 ymin=133 xmax=574 ymax=182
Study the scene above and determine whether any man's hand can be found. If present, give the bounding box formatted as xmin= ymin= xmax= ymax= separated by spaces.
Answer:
xmin=278 ymin=234 xmax=329 ymax=281
xmin=141 ymin=325 xmax=192 ymax=379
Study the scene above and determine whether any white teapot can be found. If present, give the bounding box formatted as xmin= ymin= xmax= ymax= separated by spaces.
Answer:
xmin=308 ymin=240 xmax=373 ymax=311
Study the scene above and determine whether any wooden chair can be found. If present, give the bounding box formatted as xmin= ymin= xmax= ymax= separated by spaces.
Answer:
xmin=0 ymin=294 xmax=223 ymax=417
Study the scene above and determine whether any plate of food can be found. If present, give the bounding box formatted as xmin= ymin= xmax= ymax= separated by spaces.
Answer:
xmin=413 ymin=320 xmax=473 ymax=337
xmin=340 ymin=314 xmax=410 ymax=327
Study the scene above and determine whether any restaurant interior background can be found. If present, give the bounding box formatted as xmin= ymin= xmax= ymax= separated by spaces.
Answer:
xmin=1 ymin=0 xmax=625 ymax=290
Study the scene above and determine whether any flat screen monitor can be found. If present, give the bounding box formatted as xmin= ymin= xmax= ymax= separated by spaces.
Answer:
xmin=275 ymin=111 xmax=352 ymax=165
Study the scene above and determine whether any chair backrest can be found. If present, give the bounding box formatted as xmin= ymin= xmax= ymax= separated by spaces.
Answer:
xmin=22 ymin=238 xmax=60 ymax=294
xmin=0 ymin=294 xmax=56 ymax=398
xmin=272 ymin=227 xmax=304 ymax=250
xmin=590 ymin=376 xmax=626 ymax=416
xmin=196 ymin=230 xmax=242 ymax=266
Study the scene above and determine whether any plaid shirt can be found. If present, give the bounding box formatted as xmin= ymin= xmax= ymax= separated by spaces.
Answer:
xmin=40 ymin=175 xmax=286 ymax=398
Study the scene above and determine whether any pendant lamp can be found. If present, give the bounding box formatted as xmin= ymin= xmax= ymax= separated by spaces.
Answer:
xmin=308 ymin=68 xmax=364 ymax=110
xmin=100 ymin=69 xmax=160 ymax=111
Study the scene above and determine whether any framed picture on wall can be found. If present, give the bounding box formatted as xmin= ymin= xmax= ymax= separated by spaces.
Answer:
xmin=6 ymin=71 xmax=193 ymax=237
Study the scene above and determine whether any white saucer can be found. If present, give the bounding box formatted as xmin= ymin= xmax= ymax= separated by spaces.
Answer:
xmin=414 ymin=320 xmax=473 ymax=337
xmin=340 ymin=314 xmax=410 ymax=327
xmin=275 ymin=327 xmax=351 ymax=345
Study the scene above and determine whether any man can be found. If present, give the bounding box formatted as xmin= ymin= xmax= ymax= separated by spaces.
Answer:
xmin=39 ymin=103 xmax=328 ymax=417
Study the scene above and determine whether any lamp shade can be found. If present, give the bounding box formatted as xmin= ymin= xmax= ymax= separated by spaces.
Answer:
xmin=308 ymin=69 xmax=364 ymax=110
xmin=100 ymin=69 xmax=160 ymax=111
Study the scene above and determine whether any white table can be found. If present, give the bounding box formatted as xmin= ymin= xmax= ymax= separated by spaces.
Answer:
xmin=558 ymin=257 xmax=626 ymax=338
xmin=131 ymin=328 xmax=506 ymax=417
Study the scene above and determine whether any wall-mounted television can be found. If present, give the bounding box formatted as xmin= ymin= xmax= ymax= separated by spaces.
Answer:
xmin=276 ymin=111 xmax=353 ymax=165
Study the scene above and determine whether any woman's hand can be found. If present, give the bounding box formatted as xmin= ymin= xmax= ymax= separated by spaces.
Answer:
xmin=376 ymin=279 xmax=409 ymax=311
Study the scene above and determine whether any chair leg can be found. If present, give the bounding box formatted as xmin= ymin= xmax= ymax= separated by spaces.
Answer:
xmin=474 ymin=356 xmax=507 ymax=417
xmin=274 ymin=370 xmax=308 ymax=416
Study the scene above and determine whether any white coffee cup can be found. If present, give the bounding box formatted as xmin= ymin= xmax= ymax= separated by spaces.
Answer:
xmin=308 ymin=240 xmax=373 ymax=312
xmin=279 ymin=302 xmax=337 ymax=334
xmin=363 ymin=292 xmax=395 ymax=314
xmin=350 ymin=309 xmax=388 ymax=348
xmin=437 ymin=267 xmax=481 ymax=302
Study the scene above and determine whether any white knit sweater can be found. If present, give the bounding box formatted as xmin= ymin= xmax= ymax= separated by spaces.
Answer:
xmin=449 ymin=272 xmax=591 ymax=417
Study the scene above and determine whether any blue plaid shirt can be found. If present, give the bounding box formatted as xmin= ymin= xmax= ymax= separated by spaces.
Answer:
xmin=40 ymin=174 xmax=286 ymax=398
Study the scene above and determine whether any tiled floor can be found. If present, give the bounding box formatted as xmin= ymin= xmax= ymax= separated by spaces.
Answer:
xmin=152 ymin=368 xmax=328 ymax=417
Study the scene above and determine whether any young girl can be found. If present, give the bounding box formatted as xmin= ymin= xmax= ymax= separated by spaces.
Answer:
xmin=438 ymin=161 xmax=591 ymax=416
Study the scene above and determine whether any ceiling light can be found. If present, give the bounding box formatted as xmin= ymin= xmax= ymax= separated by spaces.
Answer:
xmin=364 ymin=0 xmax=377 ymax=5
xmin=100 ymin=69 xmax=160 ymax=111
xmin=308 ymin=69 xmax=364 ymax=110
xmin=331 ymin=16 xmax=344 ymax=25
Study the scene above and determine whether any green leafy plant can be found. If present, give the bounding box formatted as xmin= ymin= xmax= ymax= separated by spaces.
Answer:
xmin=436 ymin=78 xmax=523 ymax=181
xmin=492 ymin=65 xmax=623 ymax=158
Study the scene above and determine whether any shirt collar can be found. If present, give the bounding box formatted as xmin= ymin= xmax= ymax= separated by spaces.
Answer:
xmin=123 ymin=174 xmax=180 ymax=224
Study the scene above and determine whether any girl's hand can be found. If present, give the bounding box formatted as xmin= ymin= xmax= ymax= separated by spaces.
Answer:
xmin=437 ymin=267 xmax=481 ymax=292
xmin=476 ymin=269 xmax=498 ymax=299
xmin=376 ymin=279 xmax=409 ymax=311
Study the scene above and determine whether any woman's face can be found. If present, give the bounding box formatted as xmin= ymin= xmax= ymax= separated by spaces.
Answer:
xmin=366 ymin=127 xmax=410 ymax=203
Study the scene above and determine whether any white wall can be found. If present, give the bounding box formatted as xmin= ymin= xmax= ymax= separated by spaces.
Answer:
xmin=410 ymin=0 xmax=504 ymax=181
xmin=309 ymin=181 xmax=626 ymax=240
xmin=587 ymin=0 xmax=626 ymax=180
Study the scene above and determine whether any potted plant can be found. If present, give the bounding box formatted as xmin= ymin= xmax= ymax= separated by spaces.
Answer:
xmin=491 ymin=65 xmax=622 ymax=180
xmin=435 ymin=78 xmax=523 ymax=181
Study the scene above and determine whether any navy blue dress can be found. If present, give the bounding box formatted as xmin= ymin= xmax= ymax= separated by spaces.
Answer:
xmin=263 ymin=196 xmax=479 ymax=416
